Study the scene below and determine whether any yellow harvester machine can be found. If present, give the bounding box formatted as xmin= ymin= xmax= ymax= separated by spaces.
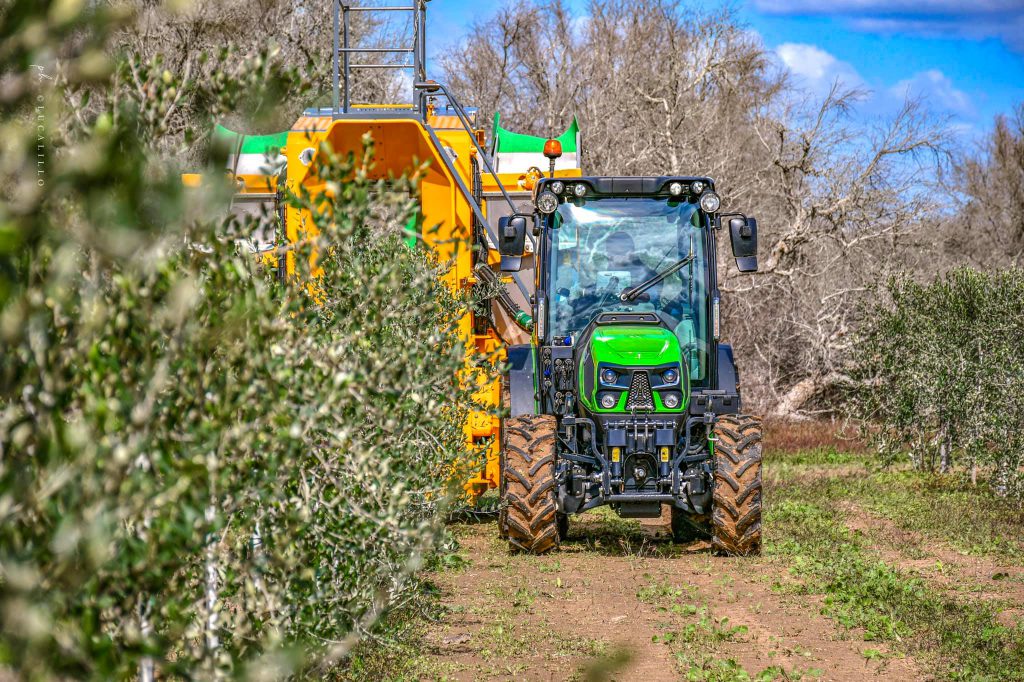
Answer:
xmin=203 ymin=0 xmax=582 ymax=501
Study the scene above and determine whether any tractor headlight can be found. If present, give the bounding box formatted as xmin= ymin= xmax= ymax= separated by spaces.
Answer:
xmin=601 ymin=368 xmax=618 ymax=385
xmin=691 ymin=180 xmax=705 ymax=195
xmin=572 ymin=183 xmax=587 ymax=197
xmin=536 ymin=191 xmax=559 ymax=214
xmin=550 ymin=180 xmax=565 ymax=194
xmin=662 ymin=369 xmax=678 ymax=384
xmin=600 ymin=393 xmax=617 ymax=409
xmin=700 ymin=191 xmax=721 ymax=213
xmin=663 ymin=393 xmax=681 ymax=409
xmin=669 ymin=181 xmax=684 ymax=196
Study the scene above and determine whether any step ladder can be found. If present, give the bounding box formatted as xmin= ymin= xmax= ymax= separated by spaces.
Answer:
xmin=331 ymin=0 xmax=428 ymax=118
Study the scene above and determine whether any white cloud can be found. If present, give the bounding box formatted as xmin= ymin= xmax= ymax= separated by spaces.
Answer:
xmin=756 ymin=0 xmax=1020 ymax=13
xmin=775 ymin=43 xmax=866 ymax=95
xmin=569 ymin=14 xmax=591 ymax=41
xmin=889 ymin=69 xmax=974 ymax=116
xmin=754 ymin=1 xmax=1024 ymax=53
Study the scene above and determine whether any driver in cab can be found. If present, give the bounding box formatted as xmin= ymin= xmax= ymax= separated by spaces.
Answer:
xmin=561 ymin=231 xmax=661 ymax=320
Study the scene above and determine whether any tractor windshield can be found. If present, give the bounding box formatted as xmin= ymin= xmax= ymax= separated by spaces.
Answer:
xmin=547 ymin=197 xmax=710 ymax=381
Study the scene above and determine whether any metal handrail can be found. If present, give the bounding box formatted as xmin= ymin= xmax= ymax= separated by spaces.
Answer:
xmin=414 ymin=80 xmax=520 ymax=218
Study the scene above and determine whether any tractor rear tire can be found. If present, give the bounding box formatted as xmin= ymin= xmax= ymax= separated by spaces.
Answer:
xmin=557 ymin=512 xmax=569 ymax=541
xmin=711 ymin=415 xmax=763 ymax=556
xmin=501 ymin=414 xmax=560 ymax=554
xmin=671 ymin=507 xmax=710 ymax=543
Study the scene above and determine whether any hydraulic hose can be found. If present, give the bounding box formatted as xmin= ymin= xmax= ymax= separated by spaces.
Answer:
xmin=475 ymin=263 xmax=533 ymax=332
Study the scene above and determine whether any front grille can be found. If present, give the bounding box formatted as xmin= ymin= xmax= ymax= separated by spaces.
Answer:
xmin=625 ymin=371 xmax=654 ymax=411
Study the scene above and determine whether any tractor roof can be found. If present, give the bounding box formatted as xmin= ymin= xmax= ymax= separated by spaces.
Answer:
xmin=537 ymin=176 xmax=715 ymax=195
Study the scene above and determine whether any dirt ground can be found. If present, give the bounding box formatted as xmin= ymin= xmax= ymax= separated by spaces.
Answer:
xmin=397 ymin=440 xmax=1024 ymax=682
xmin=417 ymin=513 xmax=922 ymax=681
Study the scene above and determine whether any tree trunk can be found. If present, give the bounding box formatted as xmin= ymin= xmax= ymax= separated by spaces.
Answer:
xmin=939 ymin=428 xmax=952 ymax=474
xmin=769 ymin=376 xmax=820 ymax=420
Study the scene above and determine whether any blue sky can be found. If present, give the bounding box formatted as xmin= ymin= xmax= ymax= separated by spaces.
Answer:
xmin=425 ymin=0 xmax=1024 ymax=145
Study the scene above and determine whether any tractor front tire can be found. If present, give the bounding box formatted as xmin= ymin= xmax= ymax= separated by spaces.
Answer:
xmin=501 ymin=414 xmax=560 ymax=554
xmin=711 ymin=415 xmax=763 ymax=556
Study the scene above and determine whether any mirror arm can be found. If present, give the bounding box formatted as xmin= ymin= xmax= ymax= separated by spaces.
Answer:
xmin=715 ymin=211 xmax=746 ymax=230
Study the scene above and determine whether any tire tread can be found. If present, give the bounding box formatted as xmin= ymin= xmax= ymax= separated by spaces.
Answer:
xmin=500 ymin=414 xmax=560 ymax=554
xmin=711 ymin=414 xmax=763 ymax=556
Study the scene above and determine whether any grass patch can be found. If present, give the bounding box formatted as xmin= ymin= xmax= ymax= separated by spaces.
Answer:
xmin=766 ymin=486 xmax=1024 ymax=680
xmin=768 ymin=462 xmax=1024 ymax=560
xmin=766 ymin=446 xmax=861 ymax=468
xmin=835 ymin=470 xmax=1024 ymax=560
xmin=335 ymin=593 xmax=445 ymax=681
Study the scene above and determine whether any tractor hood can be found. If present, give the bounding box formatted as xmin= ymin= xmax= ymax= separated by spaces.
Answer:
xmin=591 ymin=326 xmax=677 ymax=362
xmin=578 ymin=322 xmax=688 ymax=414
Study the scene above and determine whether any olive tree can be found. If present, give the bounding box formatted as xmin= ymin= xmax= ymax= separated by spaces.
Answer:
xmin=853 ymin=268 xmax=1024 ymax=498
xmin=0 ymin=2 xmax=471 ymax=678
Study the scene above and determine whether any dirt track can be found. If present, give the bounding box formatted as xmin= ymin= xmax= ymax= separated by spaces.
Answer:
xmin=419 ymin=513 xmax=922 ymax=681
xmin=402 ymin=442 xmax=1024 ymax=682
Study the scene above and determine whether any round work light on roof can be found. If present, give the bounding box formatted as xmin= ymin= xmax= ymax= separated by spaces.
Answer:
xmin=691 ymin=180 xmax=705 ymax=195
xmin=550 ymin=180 xmax=565 ymax=194
xmin=669 ymin=181 xmax=684 ymax=196
xmin=572 ymin=183 xmax=588 ymax=197
xmin=536 ymin=190 xmax=559 ymax=214
xmin=699 ymin=191 xmax=721 ymax=213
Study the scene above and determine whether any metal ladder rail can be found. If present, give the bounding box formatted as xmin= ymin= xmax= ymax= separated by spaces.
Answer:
xmin=415 ymin=80 xmax=525 ymax=223
xmin=418 ymin=123 xmax=534 ymax=303
xmin=328 ymin=5 xmax=533 ymax=303
xmin=332 ymin=1 xmax=428 ymax=118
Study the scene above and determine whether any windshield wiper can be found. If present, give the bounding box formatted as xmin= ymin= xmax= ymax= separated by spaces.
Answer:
xmin=620 ymin=237 xmax=696 ymax=303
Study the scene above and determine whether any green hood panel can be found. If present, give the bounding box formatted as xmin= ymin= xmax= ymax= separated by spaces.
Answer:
xmin=591 ymin=326 xmax=679 ymax=365
xmin=579 ymin=325 xmax=687 ymax=414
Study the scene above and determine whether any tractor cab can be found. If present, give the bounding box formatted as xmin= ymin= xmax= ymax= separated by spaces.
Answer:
xmin=538 ymin=178 xmax=715 ymax=387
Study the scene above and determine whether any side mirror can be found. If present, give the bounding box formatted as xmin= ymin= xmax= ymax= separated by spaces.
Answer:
xmin=498 ymin=214 xmax=528 ymax=272
xmin=728 ymin=216 xmax=758 ymax=273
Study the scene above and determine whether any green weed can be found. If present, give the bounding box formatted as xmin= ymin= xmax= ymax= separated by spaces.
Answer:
xmin=766 ymin=487 xmax=1024 ymax=680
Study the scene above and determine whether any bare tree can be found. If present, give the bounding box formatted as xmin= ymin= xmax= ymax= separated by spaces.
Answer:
xmin=727 ymin=91 xmax=951 ymax=415
xmin=948 ymin=104 xmax=1024 ymax=266
xmin=442 ymin=0 xmax=953 ymax=417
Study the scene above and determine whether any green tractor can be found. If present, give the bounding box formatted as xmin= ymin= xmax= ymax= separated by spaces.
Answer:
xmin=496 ymin=176 xmax=762 ymax=555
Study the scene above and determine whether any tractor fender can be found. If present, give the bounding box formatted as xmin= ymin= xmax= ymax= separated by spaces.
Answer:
xmin=507 ymin=344 xmax=537 ymax=416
